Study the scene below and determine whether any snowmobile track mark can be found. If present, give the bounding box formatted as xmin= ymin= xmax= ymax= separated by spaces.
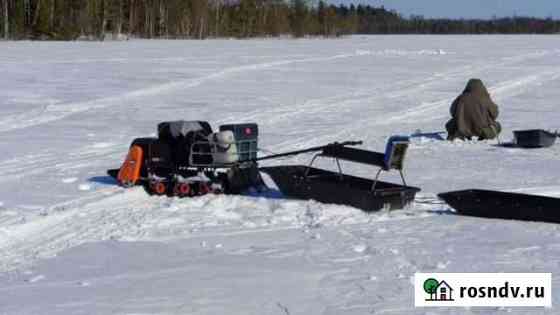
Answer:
xmin=269 ymin=67 xmax=560 ymax=155
xmin=0 ymin=52 xmax=370 ymax=134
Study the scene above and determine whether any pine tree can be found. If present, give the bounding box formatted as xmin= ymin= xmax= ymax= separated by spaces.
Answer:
xmin=290 ymin=0 xmax=306 ymax=37
xmin=2 ymin=0 xmax=8 ymax=39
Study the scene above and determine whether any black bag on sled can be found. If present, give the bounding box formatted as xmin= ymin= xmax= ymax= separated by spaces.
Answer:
xmin=157 ymin=121 xmax=213 ymax=166
xmin=157 ymin=121 xmax=212 ymax=141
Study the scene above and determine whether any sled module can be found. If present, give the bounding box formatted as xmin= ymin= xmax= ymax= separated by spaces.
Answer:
xmin=260 ymin=136 xmax=420 ymax=211
xmin=439 ymin=189 xmax=560 ymax=224
xmin=513 ymin=129 xmax=557 ymax=148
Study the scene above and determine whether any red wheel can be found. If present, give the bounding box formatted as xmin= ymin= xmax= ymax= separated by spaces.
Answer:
xmin=198 ymin=182 xmax=211 ymax=195
xmin=152 ymin=181 xmax=167 ymax=195
xmin=176 ymin=183 xmax=191 ymax=197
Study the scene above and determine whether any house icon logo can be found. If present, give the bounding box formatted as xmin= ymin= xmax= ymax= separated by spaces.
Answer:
xmin=423 ymin=278 xmax=454 ymax=301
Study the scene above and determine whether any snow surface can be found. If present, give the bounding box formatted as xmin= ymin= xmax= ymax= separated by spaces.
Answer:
xmin=1 ymin=36 xmax=560 ymax=314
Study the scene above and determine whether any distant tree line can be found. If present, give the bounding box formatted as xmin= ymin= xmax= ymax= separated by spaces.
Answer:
xmin=1 ymin=0 xmax=559 ymax=40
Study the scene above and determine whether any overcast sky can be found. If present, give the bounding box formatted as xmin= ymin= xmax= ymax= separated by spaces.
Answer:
xmin=335 ymin=0 xmax=560 ymax=19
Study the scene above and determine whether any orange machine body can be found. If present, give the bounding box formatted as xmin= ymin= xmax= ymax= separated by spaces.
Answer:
xmin=117 ymin=145 xmax=144 ymax=186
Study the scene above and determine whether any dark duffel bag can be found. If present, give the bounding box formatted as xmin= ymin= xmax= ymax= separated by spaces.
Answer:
xmin=158 ymin=121 xmax=212 ymax=142
xmin=157 ymin=121 xmax=213 ymax=167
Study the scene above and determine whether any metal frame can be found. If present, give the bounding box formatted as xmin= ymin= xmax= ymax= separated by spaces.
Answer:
xmin=371 ymin=169 xmax=407 ymax=191
xmin=304 ymin=153 xmax=344 ymax=180
xmin=189 ymin=139 xmax=258 ymax=168
xmin=371 ymin=140 xmax=409 ymax=191
xmin=304 ymin=141 xmax=410 ymax=192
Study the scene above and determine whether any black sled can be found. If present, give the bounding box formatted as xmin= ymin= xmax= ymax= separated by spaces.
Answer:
xmin=259 ymin=136 xmax=420 ymax=211
xmin=438 ymin=189 xmax=560 ymax=224
xmin=513 ymin=129 xmax=557 ymax=148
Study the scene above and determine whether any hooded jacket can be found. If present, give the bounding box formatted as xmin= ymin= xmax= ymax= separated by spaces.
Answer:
xmin=446 ymin=79 xmax=500 ymax=140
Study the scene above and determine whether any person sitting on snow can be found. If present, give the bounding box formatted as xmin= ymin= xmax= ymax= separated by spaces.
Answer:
xmin=445 ymin=78 xmax=501 ymax=141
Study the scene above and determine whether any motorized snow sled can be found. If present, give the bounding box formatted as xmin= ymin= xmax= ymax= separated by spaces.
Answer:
xmin=108 ymin=120 xmax=261 ymax=196
xmin=108 ymin=120 xmax=420 ymax=211
xmin=438 ymin=189 xmax=560 ymax=224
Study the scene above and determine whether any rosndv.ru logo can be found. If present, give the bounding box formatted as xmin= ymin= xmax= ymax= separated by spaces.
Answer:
xmin=458 ymin=281 xmax=545 ymax=299
xmin=415 ymin=273 xmax=552 ymax=307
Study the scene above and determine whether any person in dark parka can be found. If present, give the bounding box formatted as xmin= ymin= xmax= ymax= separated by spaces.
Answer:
xmin=445 ymin=79 xmax=501 ymax=141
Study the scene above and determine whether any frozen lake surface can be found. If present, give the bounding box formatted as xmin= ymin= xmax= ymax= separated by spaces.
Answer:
xmin=0 ymin=36 xmax=559 ymax=314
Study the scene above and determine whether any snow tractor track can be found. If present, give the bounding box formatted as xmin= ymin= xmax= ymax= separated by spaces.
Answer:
xmin=0 ymin=185 xmax=441 ymax=273
xmin=0 ymin=52 xmax=377 ymax=134
xmin=268 ymin=67 xmax=560 ymax=155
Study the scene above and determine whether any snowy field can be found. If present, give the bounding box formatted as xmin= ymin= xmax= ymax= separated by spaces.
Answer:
xmin=1 ymin=36 xmax=560 ymax=314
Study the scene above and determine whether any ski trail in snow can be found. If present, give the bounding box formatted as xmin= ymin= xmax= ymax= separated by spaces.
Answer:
xmin=0 ymin=187 xmax=434 ymax=272
xmin=4 ymin=48 xmax=551 ymax=135
xmin=0 ymin=142 xmax=124 ymax=183
xmin=216 ymin=49 xmax=558 ymax=134
xmin=1 ymin=56 xmax=197 ymax=65
xmin=268 ymin=67 xmax=560 ymax=153
xmin=386 ymin=49 xmax=555 ymax=99
xmin=244 ymin=50 xmax=560 ymax=153
xmin=376 ymin=68 xmax=560 ymax=126
xmin=0 ymin=52 xmax=365 ymax=134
